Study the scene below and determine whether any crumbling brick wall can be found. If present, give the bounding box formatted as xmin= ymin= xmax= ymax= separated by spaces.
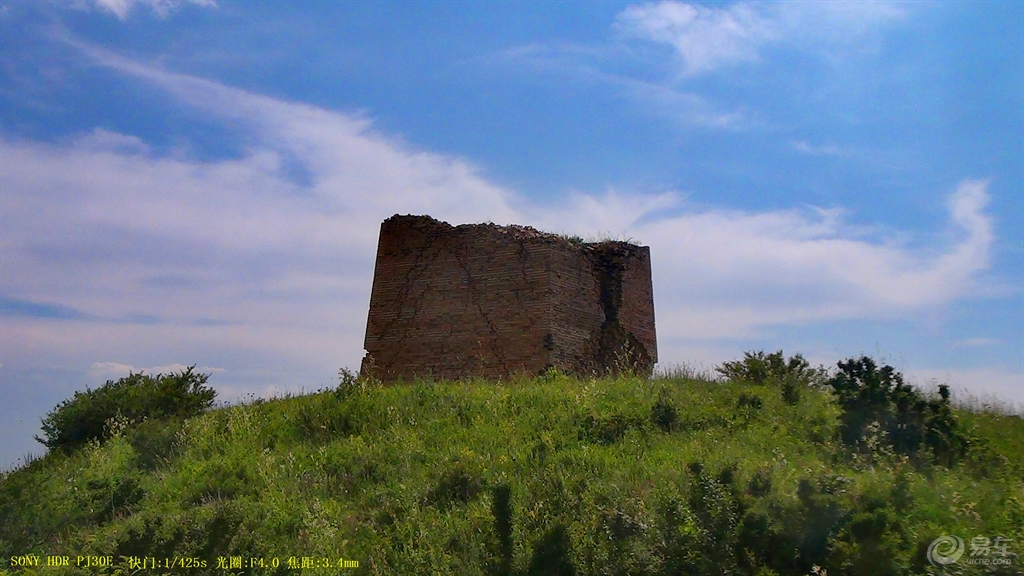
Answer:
xmin=361 ymin=215 xmax=657 ymax=381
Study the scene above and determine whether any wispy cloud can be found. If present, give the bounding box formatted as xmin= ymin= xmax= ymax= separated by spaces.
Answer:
xmin=495 ymin=42 xmax=751 ymax=129
xmin=82 ymin=0 xmax=216 ymax=20
xmin=616 ymin=1 xmax=777 ymax=75
xmin=0 ymin=298 xmax=95 ymax=320
xmin=952 ymin=337 xmax=1002 ymax=348
xmin=791 ymin=140 xmax=852 ymax=158
xmin=497 ymin=1 xmax=907 ymax=130
xmin=616 ymin=1 xmax=907 ymax=76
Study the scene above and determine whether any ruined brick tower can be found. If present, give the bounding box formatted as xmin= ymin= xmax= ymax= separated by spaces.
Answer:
xmin=361 ymin=215 xmax=656 ymax=381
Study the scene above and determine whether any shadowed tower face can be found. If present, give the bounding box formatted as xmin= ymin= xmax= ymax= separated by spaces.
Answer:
xmin=361 ymin=215 xmax=657 ymax=381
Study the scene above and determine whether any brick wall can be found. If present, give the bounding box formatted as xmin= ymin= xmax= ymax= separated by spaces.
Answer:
xmin=361 ymin=215 xmax=657 ymax=381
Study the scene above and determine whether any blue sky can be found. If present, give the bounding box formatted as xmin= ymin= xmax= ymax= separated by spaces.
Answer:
xmin=1 ymin=0 xmax=1021 ymax=470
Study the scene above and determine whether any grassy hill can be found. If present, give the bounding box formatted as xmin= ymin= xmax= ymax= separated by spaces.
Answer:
xmin=1 ymin=356 xmax=1022 ymax=575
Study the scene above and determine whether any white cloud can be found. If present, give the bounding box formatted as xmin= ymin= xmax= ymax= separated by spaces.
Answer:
xmin=88 ymin=362 xmax=225 ymax=380
xmin=89 ymin=0 xmax=216 ymax=20
xmin=88 ymin=362 xmax=137 ymax=379
xmin=952 ymin=338 xmax=1002 ymax=348
xmin=616 ymin=2 xmax=775 ymax=75
xmin=616 ymin=1 xmax=907 ymax=76
xmin=531 ymin=189 xmax=678 ymax=237
xmin=147 ymin=363 xmax=226 ymax=375
xmin=636 ymin=180 xmax=992 ymax=340
xmin=909 ymin=367 xmax=1024 ymax=413
xmin=74 ymin=128 xmax=151 ymax=155
xmin=611 ymin=75 xmax=751 ymax=129
xmin=791 ymin=140 xmax=850 ymax=158
xmin=70 ymin=43 xmax=521 ymax=227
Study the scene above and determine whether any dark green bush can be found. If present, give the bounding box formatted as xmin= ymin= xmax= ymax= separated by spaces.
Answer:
xmin=827 ymin=356 xmax=968 ymax=466
xmin=578 ymin=413 xmax=644 ymax=444
xmin=187 ymin=461 xmax=254 ymax=504
xmin=527 ymin=525 xmax=576 ymax=576
xmin=85 ymin=473 xmax=145 ymax=523
xmin=35 ymin=366 xmax=215 ymax=453
xmin=129 ymin=417 xmax=186 ymax=470
xmin=650 ymin=396 xmax=678 ymax=432
xmin=426 ymin=462 xmax=483 ymax=510
xmin=746 ymin=469 xmax=772 ymax=498
xmin=737 ymin=392 xmax=763 ymax=411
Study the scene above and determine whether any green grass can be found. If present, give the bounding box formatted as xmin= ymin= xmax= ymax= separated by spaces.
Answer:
xmin=2 ymin=370 xmax=1022 ymax=575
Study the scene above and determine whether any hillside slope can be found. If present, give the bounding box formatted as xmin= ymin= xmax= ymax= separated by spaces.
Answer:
xmin=2 ymin=367 xmax=1022 ymax=575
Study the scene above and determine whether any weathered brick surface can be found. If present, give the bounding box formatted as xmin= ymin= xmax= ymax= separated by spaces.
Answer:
xmin=361 ymin=215 xmax=657 ymax=381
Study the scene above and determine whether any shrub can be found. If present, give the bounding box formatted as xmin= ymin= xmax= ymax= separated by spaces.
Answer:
xmin=717 ymin=350 xmax=826 ymax=404
xmin=36 ymin=366 xmax=215 ymax=453
xmin=826 ymin=356 xmax=968 ymax=466
xmin=335 ymin=366 xmax=366 ymax=398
